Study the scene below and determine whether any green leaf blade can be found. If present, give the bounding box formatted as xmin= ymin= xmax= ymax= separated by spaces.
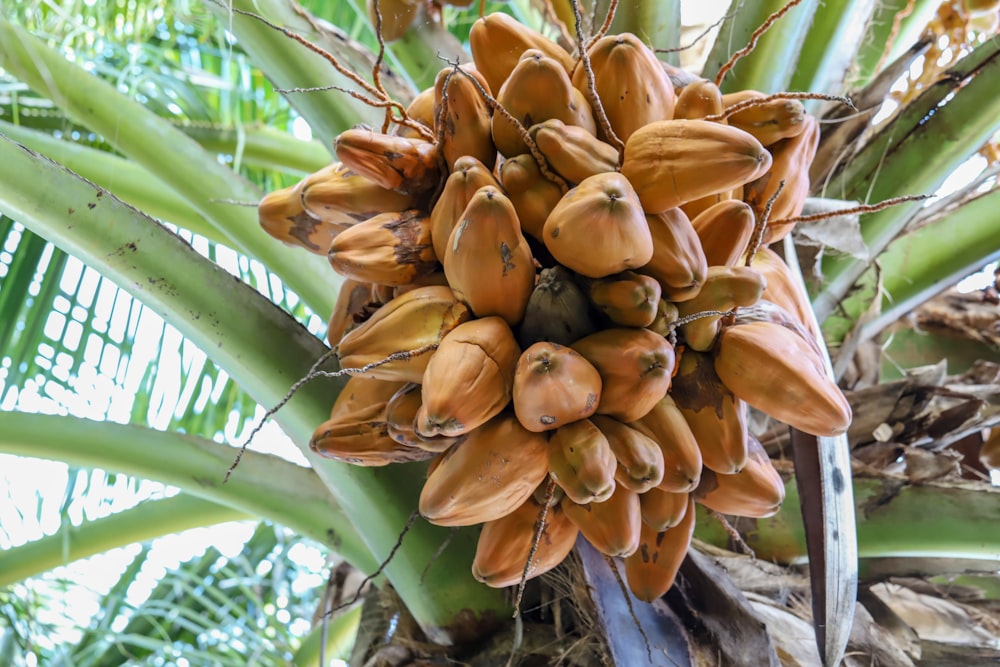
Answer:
xmin=0 ymin=19 xmax=334 ymax=316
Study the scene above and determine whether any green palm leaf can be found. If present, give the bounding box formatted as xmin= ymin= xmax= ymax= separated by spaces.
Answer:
xmin=814 ymin=38 xmax=1000 ymax=345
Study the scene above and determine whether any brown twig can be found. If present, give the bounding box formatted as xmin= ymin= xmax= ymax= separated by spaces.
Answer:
xmin=587 ymin=0 xmax=619 ymax=47
xmin=874 ymin=0 xmax=917 ymax=75
xmin=707 ymin=510 xmax=756 ymax=558
xmin=744 ymin=180 xmax=785 ymax=267
xmin=220 ymin=1 xmax=431 ymax=141
xmin=224 ymin=343 xmax=437 ymax=482
xmin=705 ymin=92 xmax=855 ymax=123
xmin=714 ymin=0 xmax=805 ymax=86
xmin=225 ymin=346 xmax=335 ymax=481
xmin=420 ymin=529 xmax=456 ymax=584
xmin=208 ymin=199 xmax=259 ymax=206
xmin=767 ymin=193 xmax=932 ymax=227
xmin=514 ymin=478 xmax=557 ymax=617
xmin=276 ymin=83 xmax=384 ymax=108
xmin=448 ymin=59 xmax=570 ymax=192
xmin=656 ymin=11 xmax=735 ymax=54
xmin=321 ymin=510 xmax=420 ymax=617
xmin=670 ymin=310 xmax=735 ymax=330
xmin=603 ymin=554 xmax=653 ymax=663
xmin=542 ymin=0 xmax=575 ymax=47
xmin=397 ymin=114 xmax=436 ymax=141
xmin=570 ymin=0 xmax=624 ymax=162
xmin=435 ymin=66 xmax=456 ymax=151
xmin=429 ymin=65 xmax=458 ymax=201
xmin=368 ymin=0 xmax=393 ymax=133
xmin=274 ymin=86 xmax=433 ymax=141
xmin=222 ymin=4 xmax=381 ymax=100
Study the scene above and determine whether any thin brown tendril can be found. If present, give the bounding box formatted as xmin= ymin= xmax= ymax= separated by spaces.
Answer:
xmin=657 ymin=11 xmax=735 ymax=54
xmin=446 ymin=57 xmax=570 ymax=192
xmin=224 ymin=344 xmax=437 ymax=482
xmin=209 ymin=199 xmax=259 ymax=207
xmin=768 ymin=194 xmax=932 ymax=227
xmin=324 ymin=343 xmax=439 ymax=376
xmin=397 ymin=115 xmax=436 ymax=141
xmin=587 ymin=0 xmax=618 ymax=47
xmin=542 ymin=0 xmax=574 ymax=48
xmin=316 ymin=561 xmax=352 ymax=667
xmin=513 ymin=478 xmax=556 ymax=617
xmin=317 ymin=566 xmax=336 ymax=667
xmin=420 ymin=529 xmax=456 ymax=584
xmin=706 ymin=92 xmax=855 ymax=123
xmin=670 ymin=310 xmax=734 ymax=331
xmin=504 ymin=614 xmax=524 ymax=667
xmin=277 ymin=83 xmax=382 ymax=107
xmin=707 ymin=509 xmax=756 ymax=557
xmin=322 ymin=510 xmax=420 ymax=617
xmin=816 ymin=107 xmax=882 ymax=124
xmin=220 ymin=3 xmax=382 ymax=99
xmin=225 ymin=346 xmax=334 ymax=481
xmin=571 ymin=0 xmax=624 ymax=162
xmin=435 ymin=66 xmax=456 ymax=151
xmin=875 ymin=0 xmax=917 ymax=74
xmin=428 ymin=65 xmax=457 ymax=203
xmin=603 ymin=554 xmax=653 ymax=663
xmin=218 ymin=2 xmax=430 ymax=140
xmin=578 ymin=1 xmax=593 ymax=41
xmin=744 ymin=180 xmax=785 ymax=267
xmin=276 ymin=84 xmax=434 ymax=141
xmin=714 ymin=0 xmax=805 ymax=86
xmin=369 ymin=0 xmax=393 ymax=133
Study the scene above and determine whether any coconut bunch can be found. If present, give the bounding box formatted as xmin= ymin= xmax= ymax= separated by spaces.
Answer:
xmin=257 ymin=12 xmax=853 ymax=601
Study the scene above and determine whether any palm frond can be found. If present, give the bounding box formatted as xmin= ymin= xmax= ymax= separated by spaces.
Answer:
xmin=5 ymin=522 xmax=332 ymax=667
xmin=0 ymin=221 xmax=293 ymax=440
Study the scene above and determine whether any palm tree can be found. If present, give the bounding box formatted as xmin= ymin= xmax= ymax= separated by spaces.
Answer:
xmin=1 ymin=0 xmax=999 ymax=664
